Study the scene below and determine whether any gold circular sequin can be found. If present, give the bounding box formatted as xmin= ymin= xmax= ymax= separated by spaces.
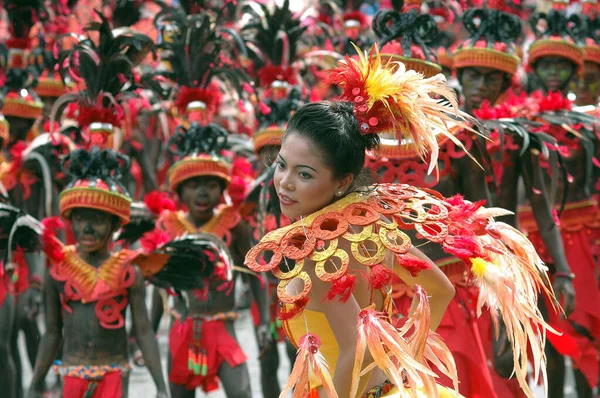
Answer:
xmin=272 ymin=259 xmax=304 ymax=280
xmin=351 ymin=236 xmax=386 ymax=266
xmin=315 ymin=249 xmax=349 ymax=282
xmin=417 ymin=199 xmax=449 ymax=221
xmin=245 ymin=241 xmax=283 ymax=272
xmin=309 ymin=238 xmax=338 ymax=262
xmin=379 ymin=227 xmax=411 ymax=253
xmin=311 ymin=212 xmax=349 ymax=240
xmin=343 ymin=224 xmax=373 ymax=242
xmin=280 ymin=227 xmax=317 ymax=260
xmin=277 ymin=272 xmax=312 ymax=303
xmin=415 ymin=221 xmax=449 ymax=243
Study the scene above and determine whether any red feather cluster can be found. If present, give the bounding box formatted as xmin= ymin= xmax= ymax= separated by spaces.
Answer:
xmin=326 ymin=273 xmax=357 ymax=302
xmin=257 ymin=65 xmax=298 ymax=88
xmin=343 ymin=11 xmax=368 ymax=28
xmin=140 ymin=229 xmax=169 ymax=253
xmin=532 ymin=90 xmax=572 ymax=113
xmin=143 ymin=191 xmax=176 ymax=217
xmin=326 ymin=53 xmax=388 ymax=136
xmin=77 ymin=101 xmax=125 ymax=129
xmin=395 ymin=253 xmax=431 ymax=277
xmin=279 ymin=296 xmax=309 ymax=320
xmin=369 ymin=264 xmax=401 ymax=290
xmin=174 ymin=85 xmax=222 ymax=118
xmin=41 ymin=217 xmax=65 ymax=263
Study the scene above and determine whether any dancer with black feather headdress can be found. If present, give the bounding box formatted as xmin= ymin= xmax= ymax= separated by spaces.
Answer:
xmin=147 ymin=118 xmax=269 ymax=398
xmin=24 ymin=146 xmax=170 ymax=398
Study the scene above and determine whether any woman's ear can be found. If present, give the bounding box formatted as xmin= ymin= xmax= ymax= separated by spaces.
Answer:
xmin=337 ymin=173 xmax=354 ymax=194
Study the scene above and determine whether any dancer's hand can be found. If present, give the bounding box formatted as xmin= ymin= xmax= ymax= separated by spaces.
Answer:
xmin=553 ymin=277 xmax=575 ymax=318
xmin=257 ymin=323 xmax=272 ymax=352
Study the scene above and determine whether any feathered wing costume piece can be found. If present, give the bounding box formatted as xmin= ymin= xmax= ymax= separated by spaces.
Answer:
xmin=281 ymin=334 xmax=338 ymax=398
xmin=470 ymin=224 xmax=556 ymax=398
xmin=134 ymin=232 xmax=234 ymax=290
xmin=444 ymin=196 xmax=556 ymax=398
xmin=326 ymin=44 xmax=485 ymax=174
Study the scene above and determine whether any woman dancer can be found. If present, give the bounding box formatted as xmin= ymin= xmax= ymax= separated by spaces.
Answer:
xmin=245 ymin=46 xmax=557 ymax=397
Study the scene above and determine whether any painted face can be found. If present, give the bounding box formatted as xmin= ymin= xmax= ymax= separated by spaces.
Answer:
xmin=179 ymin=176 xmax=224 ymax=223
xmin=70 ymin=208 xmax=116 ymax=254
xmin=572 ymin=61 xmax=600 ymax=106
xmin=459 ymin=67 xmax=508 ymax=113
xmin=274 ymin=133 xmax=347 ymax=219
xmin=534 ymin=56 xmax=576 ymax=93
xmin=6 ymin=116 xmax=35 ymax=141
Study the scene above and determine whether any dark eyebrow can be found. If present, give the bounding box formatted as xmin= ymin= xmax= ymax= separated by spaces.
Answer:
xmin=278 ymin=154 xmax=318 ymax=173
xmin=297 ymin=164 xmax=318 ymax=173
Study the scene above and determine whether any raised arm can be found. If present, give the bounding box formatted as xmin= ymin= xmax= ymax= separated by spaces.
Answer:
xmin=129 ymin=266 xmax=169 ymax=398
xmin=27 ymin=269 xmax=63 ymax=397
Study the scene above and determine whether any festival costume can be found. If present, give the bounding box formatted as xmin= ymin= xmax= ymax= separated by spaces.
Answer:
xmin=154 ymin=29 xmax=251 ymax=384
xmin=55 ymin=363 xmax=130 ymax=398
xmin=245 ymin=46 xmax=556 ymax=398
xmin=516 ymin=0 xmax=600 ymax=387
xmin=364 ymin=5 xmax=496 ymax=396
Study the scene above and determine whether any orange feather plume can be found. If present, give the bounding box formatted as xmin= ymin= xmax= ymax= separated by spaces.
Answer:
xmin=400 ymin=285 xmax=459 ymax=394
xmin=281 ymin=333 xmax=338 ymax=398
xmin=326 ymin=43 xmax=484 ymax=174
xmin=469 ymin=221 xmax=559 ymax=398
xmin=350 ymin=305 xmax=436 ymax=398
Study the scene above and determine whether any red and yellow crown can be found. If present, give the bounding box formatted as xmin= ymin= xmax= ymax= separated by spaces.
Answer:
xmin=454 ymin=45 xmax=521 ymax=75
xmin=59 ymin=179 xmax=132 ymax=225
xmin=2 ymin=90 xmax=44 ymax=120
xmin=527 ymin=0 xmax=584 ymax=72
xmin=168 ymin=155 xmax=232 ymax=192
xmin=253 ymin=125 xmax=284 ymax=153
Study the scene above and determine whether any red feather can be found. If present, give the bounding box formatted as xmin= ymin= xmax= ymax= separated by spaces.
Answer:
xmin=143 ymin=191 xmax=175 ymax=217
xmin=174 ymin=84 xmax=222 ymax=118
xmin=279 ymin=296 xmax=309 ymax=320
xmin=140 ymin=229 xmax=169 ymax=253
xmin=41 ymin=217 xmax=65 ymax=263
xmin=395 ymin=253 xmax=431 ymax=276
xmin=370 ymin=264 xmax=401 ymax=290
xmin=326 ymin=273 xmax=357 ymax=302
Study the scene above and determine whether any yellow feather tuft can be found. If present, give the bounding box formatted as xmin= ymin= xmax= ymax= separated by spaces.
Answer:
xmin=470 ymin=257 xmax=490 ymax=279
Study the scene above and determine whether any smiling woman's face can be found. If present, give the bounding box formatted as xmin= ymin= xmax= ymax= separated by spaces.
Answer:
xmin=274 ymin=133 xmax=349 ymax=219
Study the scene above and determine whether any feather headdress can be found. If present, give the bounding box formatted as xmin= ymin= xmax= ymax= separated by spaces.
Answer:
xmin=49 ymin=11 xmax=154 ymax=148
xmin=241 ymin=0 xmax=307 ymax=89
xmin=453 ymin=0 xmax=522 ymax=75
xmin=372 ymin=0 xmax=442 ymax=78
xmin=167 ymin=123 xmax=232 ymax=191
xmin=154 ymin=5 xmax=248 ymax=124
xmin=59 ymin=147 xmax=132 ymax=224
xmin=327 ymin=43 xmax=483 ymax=174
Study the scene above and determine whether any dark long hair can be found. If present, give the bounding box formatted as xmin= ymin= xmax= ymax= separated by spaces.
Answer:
xmin=284 ymin=101 xmax=378 ymax=182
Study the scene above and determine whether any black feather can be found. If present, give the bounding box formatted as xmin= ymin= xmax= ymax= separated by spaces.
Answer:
xmin=240 ymin=0 xmax=307 ymax=71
